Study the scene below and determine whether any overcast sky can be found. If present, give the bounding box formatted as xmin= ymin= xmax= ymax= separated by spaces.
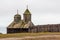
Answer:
xmin=0 ymin=0 xmax=60 ymax=27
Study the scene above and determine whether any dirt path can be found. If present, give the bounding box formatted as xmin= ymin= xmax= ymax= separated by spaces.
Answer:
xmin=0 ymin=35 xmax=60 ymax=40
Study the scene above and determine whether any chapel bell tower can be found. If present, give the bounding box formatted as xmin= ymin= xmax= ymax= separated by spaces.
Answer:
xmin=23 ymin=6 xmax=31 ymax=23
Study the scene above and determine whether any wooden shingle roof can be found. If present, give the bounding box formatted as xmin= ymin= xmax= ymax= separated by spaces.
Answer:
xmin=24 ymin=9 xmax=31 ymax=15
xmin=7 ymin=20 xmax=34 ymax=28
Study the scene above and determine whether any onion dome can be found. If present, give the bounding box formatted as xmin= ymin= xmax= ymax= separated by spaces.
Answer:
xmin=14 ymin=10 xmax=21 ymax=17
xmin=14 ymin=10 xmax=21 ymax=22
xmin=14 ymin=13 xmax=21 ymax=17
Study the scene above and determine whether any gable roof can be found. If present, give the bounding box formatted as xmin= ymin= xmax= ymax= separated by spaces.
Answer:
xmin=7 ymin=20 xmax=34 ymax=28
xmin=24 ymin=21 xmax=34 ymax=28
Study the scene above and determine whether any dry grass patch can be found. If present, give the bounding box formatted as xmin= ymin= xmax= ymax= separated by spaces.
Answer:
xmin=22 ymin=37 xmax=60 ymax=40
xmin=0 ymin=32 xmax=60 ymax=38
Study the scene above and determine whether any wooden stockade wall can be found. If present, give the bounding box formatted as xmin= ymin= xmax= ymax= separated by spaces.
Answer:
xmin=7 ymin=24 xmax=60 ymax=33
xmin=29 ymin=24 xmax=60 ymax=33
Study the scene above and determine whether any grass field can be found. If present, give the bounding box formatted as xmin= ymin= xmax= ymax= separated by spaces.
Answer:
xmin=22 ymin=37 xmax=60 ymax=40
xmin=0 ymin=32 xmax=60 ymax=38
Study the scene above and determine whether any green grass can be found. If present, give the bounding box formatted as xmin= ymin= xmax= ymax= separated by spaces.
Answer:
xmin=0 ymin=32 xmax=60 ymax=38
